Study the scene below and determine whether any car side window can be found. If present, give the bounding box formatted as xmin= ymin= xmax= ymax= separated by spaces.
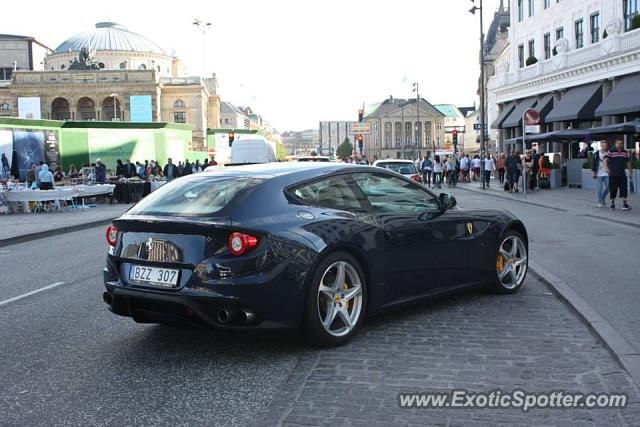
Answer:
xmin=290 ymin=175 xmax=368 ymax=212
xmin=351 ymin=173 xmax=440 ymax=214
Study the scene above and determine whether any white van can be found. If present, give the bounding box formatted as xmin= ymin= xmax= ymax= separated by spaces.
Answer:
xmin=229 ymin=136 xmax=277 ymax=165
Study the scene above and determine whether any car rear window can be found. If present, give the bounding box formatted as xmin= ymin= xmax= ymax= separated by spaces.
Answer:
xmin=376 ymin=162 xmax=417 ymax=175
xmin=127 ymin=177 xmax=264 ymax=217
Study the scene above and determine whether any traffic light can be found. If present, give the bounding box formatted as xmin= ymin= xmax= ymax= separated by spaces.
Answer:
xmin=357 ymin=135 xmax=364 ymax=154
xmin=358 ymin=109 xmax=364 ymax=122
xmin=228 ymin=130 xmax=235 ymax=147
xmin=452 ymin=130 xmax=459 ymax=146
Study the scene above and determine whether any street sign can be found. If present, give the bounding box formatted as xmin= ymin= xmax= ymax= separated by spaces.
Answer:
xmin=473 ymin=123 xmax=487 ymax=130
xmin=524 ymin=109 xmax=540 ymax=125
xmin=525 ymin=124 xmax=541 ymax=134
xmin=350 ymin=122 xmax=371 ymax=135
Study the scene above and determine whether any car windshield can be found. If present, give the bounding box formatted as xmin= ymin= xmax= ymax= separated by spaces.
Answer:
xmin=127 ymin=177 xmax=264 ymax=217
xmin=376 ymin=162 xmax=417 ymax=175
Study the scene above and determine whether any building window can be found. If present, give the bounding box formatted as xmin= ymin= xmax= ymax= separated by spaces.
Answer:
xmin=138 ymin=64 xmax=147 ymax=70
xmin=624 ymin=0 xmax=639 ymax=31
xmin=60 ymin=64 xmax=65 ymax=69
xmin=174 ymin=100 xmax=186 ymax=108
xmin=98 ymin=62 xmax=105 ymax=69
xmin=0 ymin=103 xmax=9 ymax=111
xmin=544 ymin=33 xmax=551 ymax=59
xmin=405 ymin=122 xmax=412 ymax=144
xmin=173 ymin=112 xmax=186 ymax=124
xmin=518 ymin=44 xmax=525 ymax=68
xmin=575 ymin=19 xmax=584 ymax=48
xmin=544 ymin=0 xmax=550 ymax=9
xmin=528 ymin=0 xmax=534 ymax=17
xmin=528 ymin=39 xmax=535 ymax=60
xmin=556 ymin=27 xmax=564 ymax=41
xmin=517 ymin=0 xmax=524 ymax=21
xmin=590 ymin=13 xmax=600 ymax=43
xmin=224 ymin=118 xmax=231 ymax=124
xmin=119 ymin=62 xmax=126 ymax=69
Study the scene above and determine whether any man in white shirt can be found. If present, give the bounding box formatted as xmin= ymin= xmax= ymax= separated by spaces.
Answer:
xmin=471 ymin=156 xmax=481 ymax=181
xmin=592 ymin=141 xmax=609 ymax=208
xmin=483 ymin=154 xmax=496 ymax=188
xmin=459 ymin=154 xmax=469 ymax=183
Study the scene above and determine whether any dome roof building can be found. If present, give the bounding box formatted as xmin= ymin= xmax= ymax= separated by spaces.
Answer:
xmin=44 ymin=22 xmax=184 ymax=77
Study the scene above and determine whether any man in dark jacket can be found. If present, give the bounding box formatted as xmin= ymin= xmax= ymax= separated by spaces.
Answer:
xmin=505 ymin=152 xmax=520 ymax=193
xmin=183 ymin=159 xmax=192 ymax=176
xmin=604 ymin=139 xmax=632 ymax=210
xmin=95 ymin=159 xmax=107 ymax=183
xmin=163 ymin=158 xmax=179 ymax=182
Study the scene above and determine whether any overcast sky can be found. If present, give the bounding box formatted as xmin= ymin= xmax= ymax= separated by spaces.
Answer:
xmin=5 ymin=0 xmax=501 ymax=132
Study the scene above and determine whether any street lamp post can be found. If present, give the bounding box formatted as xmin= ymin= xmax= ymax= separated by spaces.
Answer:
xmin=413 ymin=82 xmax=420 ymax=159
xmin=469 ymin=0 xmax=486 ymax=189
xmin=193 ymin=18 xmax=213 ymax=77
xmin=109 ymin=93 xmax=118 ymax=121
xmin=401 ymin=101 xmax=405 ymax=159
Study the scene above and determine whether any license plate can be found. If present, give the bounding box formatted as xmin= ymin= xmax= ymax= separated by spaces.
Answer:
xmin=129 ymin=265 xmax=179 ymax=287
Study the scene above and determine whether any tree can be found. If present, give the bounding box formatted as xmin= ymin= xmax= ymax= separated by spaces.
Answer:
xmin=336 ymin=138 xmax=353 ymax=159
xmin=276 ymin=142 xmax=288 ymax=161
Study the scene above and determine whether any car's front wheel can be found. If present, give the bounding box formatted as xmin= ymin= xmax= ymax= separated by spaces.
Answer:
xmin=303 ymin=252 xmax=366 ymax=346
xmin=491 ymin=230 xmax=528 ymax=293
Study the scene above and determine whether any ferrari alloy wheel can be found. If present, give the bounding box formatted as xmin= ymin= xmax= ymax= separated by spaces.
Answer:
xmin=304 ymin=252 xmax=366 ymax=346
xmin=493 ymin=231 xmax=528 ymax=293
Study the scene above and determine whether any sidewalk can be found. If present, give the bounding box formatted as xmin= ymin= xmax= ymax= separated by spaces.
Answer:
xmin=451 ymin=179 xmax=640 ymax=227
xmin=0 ymin=204 xmax=130 ymax=246
xmin=261 ymin=276 xmax=640 ymax=426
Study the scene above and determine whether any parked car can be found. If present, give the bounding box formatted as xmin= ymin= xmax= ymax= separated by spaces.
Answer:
xmin=103 ymin=163 xmax=528 ymax=346
xmin=297 ymin=156 xmax=331 ymax=162
xmin=373 ymin=159 xmax=422 ymax=183
xmin=229 ymin=137 xmax=277 ymax=164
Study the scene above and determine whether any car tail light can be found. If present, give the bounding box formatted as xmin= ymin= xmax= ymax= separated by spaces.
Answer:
xmin=411 ymin=174 xmax=423 ymax=183
xmin=228 ymin=232 xmax=259 ymax=256
xmin=106 ymin=225 xmax=118 ymax=247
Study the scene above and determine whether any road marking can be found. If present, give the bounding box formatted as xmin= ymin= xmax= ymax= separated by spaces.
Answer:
xmin=0 ymin=282 xmax=66 ymax=307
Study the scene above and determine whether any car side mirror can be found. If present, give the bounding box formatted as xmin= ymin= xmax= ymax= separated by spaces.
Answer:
xmin=439 ymin=193 xmax=457 ymax=211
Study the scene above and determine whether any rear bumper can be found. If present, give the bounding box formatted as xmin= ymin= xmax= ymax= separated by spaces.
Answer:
xmin=103 ymin=284 xmax=296 ymax=329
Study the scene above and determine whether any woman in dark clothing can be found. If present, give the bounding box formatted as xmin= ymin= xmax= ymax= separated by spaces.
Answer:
xmin=115 ymin=159 xmax=127 ymax=178
xmin=505 ymin=152 xmax=520 ymax=193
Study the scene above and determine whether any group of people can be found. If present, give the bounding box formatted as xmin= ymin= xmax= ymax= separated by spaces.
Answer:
xmin=114 ymin=158 xmax=218 ymax=182
xmin=412 ymin=150 xmax=555 ymax=192
xmin=590 ymin=139 xmax=633 ymax=210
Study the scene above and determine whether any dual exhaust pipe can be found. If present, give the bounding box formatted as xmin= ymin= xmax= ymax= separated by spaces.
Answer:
xmin=217 ymin=308 xmax=255 ymax=325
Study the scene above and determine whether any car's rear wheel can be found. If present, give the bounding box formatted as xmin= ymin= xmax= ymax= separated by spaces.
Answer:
xmin=491 ymin=230 xmax=528 ymax=294
xmin=303 ymin=252 xmax=366 ymax=346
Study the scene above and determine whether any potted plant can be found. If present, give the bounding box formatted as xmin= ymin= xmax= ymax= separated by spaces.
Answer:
xmin=603 ymin=29 xmax=608 ymax=39
xmin=581 ymin=157 xmax=595 ymax=189
xmin=552 ymin=46 xmax=558 ymax=56
xmin=550 ymin=162 xmax=563 ymax=188
xmin=525 ymin=56 xmax=538 ymax=66
xmin=632 ymin=15 xmax=640 ymax=31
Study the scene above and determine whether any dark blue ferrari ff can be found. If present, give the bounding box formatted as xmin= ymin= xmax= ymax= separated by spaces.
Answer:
xmin=103 ymin=163 xmax=528 ymax=346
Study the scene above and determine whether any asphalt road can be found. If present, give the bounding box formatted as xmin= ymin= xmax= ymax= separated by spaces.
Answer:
xmin=449 ymin=187 xmax=640 ymax=353
xmin=0 ymin=227 xmax=301 ymax=426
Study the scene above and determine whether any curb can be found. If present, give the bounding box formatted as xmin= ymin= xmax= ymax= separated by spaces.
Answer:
xmin=456 ymin=185 xmax=640 ymax=228
xmin=0 ymin=218 xmax=114 ymax=248
xmin=529 ymin=261 xmax=640 ymax=389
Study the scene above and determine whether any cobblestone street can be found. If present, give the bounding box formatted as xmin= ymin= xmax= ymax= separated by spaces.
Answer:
xmin=261 ymin=276 xmax=640 ymax=427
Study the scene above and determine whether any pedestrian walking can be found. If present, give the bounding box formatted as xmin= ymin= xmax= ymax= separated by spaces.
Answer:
xmin=483 ymin=154 xmax=495 ymax=188
xmin=163 ymin=158 xmax=179 ymax=182
xmin=496 ymin=153 xmax=506 ymax=185
xmin=604 ymin=139 xmax=632 ymax=210
xmin=432 ymin=155 xmax=442 ymax=189
xmin=591 ymin=141 xmax=609 ymax=208
xmin=524 ymin=151 xmax=534 ymax=190
xmin=1 ymin=153 xmax=10 ymax=179
xmin=422 ymin=156 xmax=433 ymax=186
xmin=505 ymin=151 xmax=519 ymax=193
xmin=531 ymin=149 xmax=540 ymax=189
xmin=459 ymin=153 xmax=470 ymax=183
xmin=471 ymin=155 xmax=481 ymax=181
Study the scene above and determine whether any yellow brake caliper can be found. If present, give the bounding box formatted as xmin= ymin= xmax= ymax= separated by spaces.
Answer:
xmin=496 ymin=254 xmax=505 ymax=274
xmin=343 ymin=283 xmax=352 ymax=309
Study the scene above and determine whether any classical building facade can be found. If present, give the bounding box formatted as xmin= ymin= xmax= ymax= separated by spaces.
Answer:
xmin=489 ymin=0 xmax=640 ymax=155
xmin=319 ymin=121 xmax=355 ymax=156
xmin=363 ymin=96 xmax=446 ymax=160
xmin=0 ymin=22 xmax=220 ymax=149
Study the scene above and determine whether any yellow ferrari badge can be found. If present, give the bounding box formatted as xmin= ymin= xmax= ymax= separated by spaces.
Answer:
xmin=466 ymin=222 xmax=474 ymax=235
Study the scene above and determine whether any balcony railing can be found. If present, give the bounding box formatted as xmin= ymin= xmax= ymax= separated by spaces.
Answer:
xmin=496 ymin=28 xmax=640 ymax=87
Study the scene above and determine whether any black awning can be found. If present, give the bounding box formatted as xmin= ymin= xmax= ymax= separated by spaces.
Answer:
xmin=490 ymin=102 xmax=516 ymax=129
xmin=501 ymin=97 xmax=539 ymax=128
xmin=537 ymin=94 xmax=555 ymax=123
xmin=595 ymin=74 xmax=640 ymax=116
xmin=588 ymin=121 xmax=638 ymax=136
xmin=525 ymin=129 xmax=590 ymax=142
xmin=545 ymin=83 xmax=602 ymax=122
